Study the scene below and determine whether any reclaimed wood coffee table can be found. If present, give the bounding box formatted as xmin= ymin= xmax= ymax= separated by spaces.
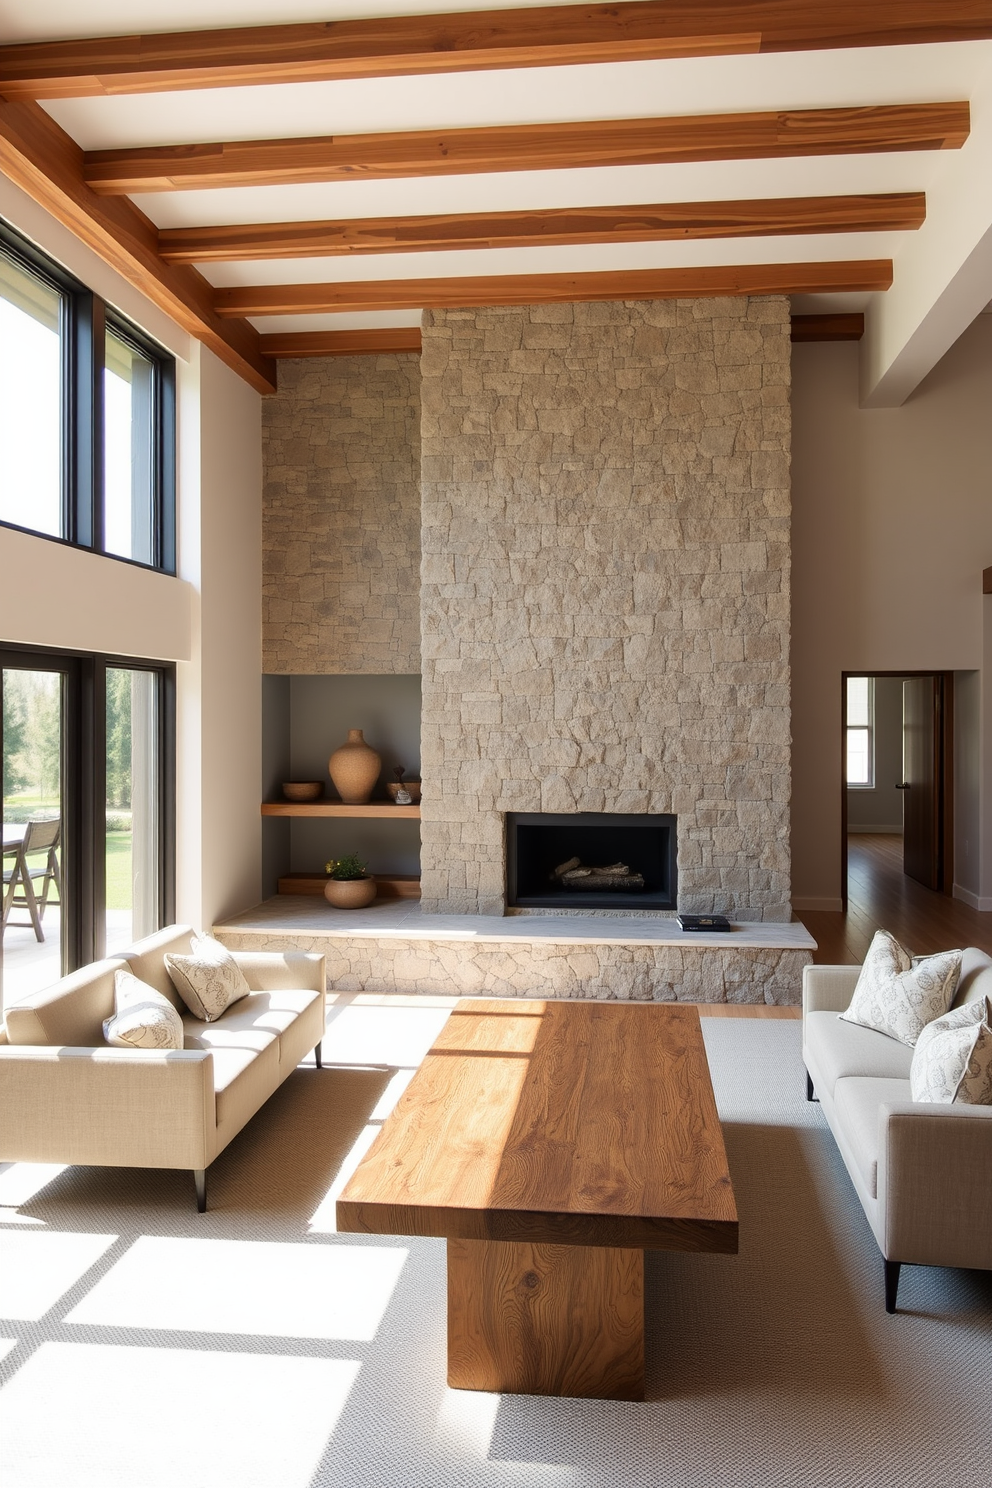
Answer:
xmin=336 ymin=998 xmax=737 ymax=1400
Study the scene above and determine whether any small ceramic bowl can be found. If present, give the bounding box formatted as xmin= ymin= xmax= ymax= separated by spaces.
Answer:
xmin=282 ymin=781 xmax=323 ymax=802
xmin=387 ymin=780 xmax=421 ymax=803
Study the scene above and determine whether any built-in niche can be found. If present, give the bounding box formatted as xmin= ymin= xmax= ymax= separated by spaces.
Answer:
xmin=262 ymin=674 xmax=422 ymax=897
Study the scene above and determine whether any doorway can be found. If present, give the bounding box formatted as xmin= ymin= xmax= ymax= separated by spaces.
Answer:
xmin=840 ymin=672 xmax=954 ymax=911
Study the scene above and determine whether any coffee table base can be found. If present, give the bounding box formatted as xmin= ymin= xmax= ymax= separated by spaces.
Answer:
xmin=446 ymin=1237 xmax=645 ymax=1400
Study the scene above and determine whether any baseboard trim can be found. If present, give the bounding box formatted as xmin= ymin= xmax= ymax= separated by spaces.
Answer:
xmin=847 ymin=826 xmax=902 ymax=835
xmin=953 ymin=884 xmax=992 ymax=912
xmin=792 ymin=897 xmax=844 ymax=912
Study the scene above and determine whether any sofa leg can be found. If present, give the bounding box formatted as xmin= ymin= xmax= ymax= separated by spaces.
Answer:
xmin=884 ymin=1259 xmax=901 ymax=1313
xmin=194 ymin=1169 xmax=206 ymax=1213
xmin=805 ymin=1068 xmax=816 ymax=1102
xmin=314 ymin=1040 xmax=323 ymax=1069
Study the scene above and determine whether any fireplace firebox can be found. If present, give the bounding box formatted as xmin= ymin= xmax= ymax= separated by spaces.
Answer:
xmin=506 ymin=812 xmax=677 ymax=911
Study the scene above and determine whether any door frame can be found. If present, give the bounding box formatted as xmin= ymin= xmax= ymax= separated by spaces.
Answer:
xmin=840 ymin=670 xmax=954 ymax=910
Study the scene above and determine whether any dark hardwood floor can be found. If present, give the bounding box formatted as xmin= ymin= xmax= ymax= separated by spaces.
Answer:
xmin=801 ymin=833 xmax=992 ymax=965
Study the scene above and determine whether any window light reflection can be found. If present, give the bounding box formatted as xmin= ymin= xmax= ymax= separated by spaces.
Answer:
xmin=65 ymin=1236 xmax=407 ymax=1342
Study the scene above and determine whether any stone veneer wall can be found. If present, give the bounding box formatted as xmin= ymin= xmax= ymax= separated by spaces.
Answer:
xmin=420 ymin=297 xmax=792 ymax=919
xmin=262 ymin=354 xmax=421 ymax=673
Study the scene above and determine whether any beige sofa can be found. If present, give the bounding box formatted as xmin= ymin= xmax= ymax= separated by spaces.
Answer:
xmin=803 ymin=949 xmax=992 ymax=1312
xmin=0 ymin=925 xmax=325 ymax=1211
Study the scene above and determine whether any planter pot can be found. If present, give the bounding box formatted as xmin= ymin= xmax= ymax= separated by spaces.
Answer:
xmin=324 ymin=875 xmax=377 ymax=909
xmin=328 ymin=728 xmax=381 ymax=804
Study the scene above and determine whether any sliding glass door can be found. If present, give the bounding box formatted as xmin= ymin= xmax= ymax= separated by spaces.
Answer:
xmin=1 ymin=646 xmax=174 ymax=1010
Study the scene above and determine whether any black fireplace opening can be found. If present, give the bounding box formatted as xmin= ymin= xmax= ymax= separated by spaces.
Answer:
xmin=506 ymin=812 xmax=677 ymax=910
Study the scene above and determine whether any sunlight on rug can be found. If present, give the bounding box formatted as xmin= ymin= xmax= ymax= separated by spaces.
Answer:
xmin=1 ymin=1007 xmax=990 ymax=1488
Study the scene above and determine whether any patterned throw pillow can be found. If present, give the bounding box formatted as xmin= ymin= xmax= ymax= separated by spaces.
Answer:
xmin=910 ymin=997 xmax=992 ymax=1104
xmin=103 ymin=969 xmax=184 ymax=1050
xmin=164 ymin=934 xmax=251 ymax=1023
xmin=840 ymin=929 xmax=962 ymax=1047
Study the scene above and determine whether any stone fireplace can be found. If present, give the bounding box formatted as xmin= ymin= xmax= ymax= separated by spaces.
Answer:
xmin=419 ymin=295 xmax=792 ymax=921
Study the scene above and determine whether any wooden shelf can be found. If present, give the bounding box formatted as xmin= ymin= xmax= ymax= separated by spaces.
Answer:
xmin=279 ymin=871 xmax=420 ymax=899
xmin=262 ymin=801 xmax=420 ymax=818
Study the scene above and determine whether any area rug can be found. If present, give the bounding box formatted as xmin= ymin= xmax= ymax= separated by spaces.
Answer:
xmin=1 ymin=1008 xmax=990 ymax=1488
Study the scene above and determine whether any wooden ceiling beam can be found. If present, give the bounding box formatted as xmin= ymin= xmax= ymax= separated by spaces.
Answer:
xmin=2 ymin=4 xmax=990 ymax=98
xmin=0 ymin=98 xmax=276 ymax=393
xmin=260 ymin=328 xmax=423 ymax=358
xmin=215 ymin=260 xmax=893 ymax=316
xmin=84 ymin=103 xmax=969 ymax=194
xmin=790 ymin=312 xmax=865 ymax=340
xmin=159 ymin=192 xmax=926 ymax=263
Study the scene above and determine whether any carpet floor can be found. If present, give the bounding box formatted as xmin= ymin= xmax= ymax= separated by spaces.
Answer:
xmin=1 ymin=1003 xmax=990 ymax=1488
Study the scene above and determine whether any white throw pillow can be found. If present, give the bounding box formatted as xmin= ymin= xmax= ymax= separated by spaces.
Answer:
xmin=164 ymin=934 xmax=251 ymax=1023
xmin=910 ymin=996 xmax=992 ymax=1105
xmin=104 ymin=969 xmax=184 ymax=1051
xmin=840 ymin=929 xmax=962 ymax=1047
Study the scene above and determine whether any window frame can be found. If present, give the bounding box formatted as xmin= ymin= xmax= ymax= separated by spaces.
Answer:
xmin=0 ymin=218 xmax=176 ymax=575
xmin=845 ymin=675 xmax=875 ymax=789
xmin=1 ymin=641 xmax=175 ymax=977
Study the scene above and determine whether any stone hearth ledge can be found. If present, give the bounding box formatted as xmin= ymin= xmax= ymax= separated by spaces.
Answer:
xmin=214 ymin=899 xmax=815 ymax=1005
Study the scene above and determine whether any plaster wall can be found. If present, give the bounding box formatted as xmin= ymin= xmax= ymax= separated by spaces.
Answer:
xmin=176 ymin=346 xmax=264 ymax=930
xmin=791 ymin=315 xmax=992 ymax=909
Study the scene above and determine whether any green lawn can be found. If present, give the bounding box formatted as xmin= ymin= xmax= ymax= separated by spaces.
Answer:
xmin=106 ymin=831 xmax=132 ymax=911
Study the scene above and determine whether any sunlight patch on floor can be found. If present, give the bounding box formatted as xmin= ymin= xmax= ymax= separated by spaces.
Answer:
xmin=0 ymin=1231 xmax=117 ymax=1320
xmin=0 ymin=1343 xmax=359 ymax=1488
xmin=65 ymin=1237 xmax=407 ymax=1342
xmin=0 ymin=1162 xmax=69 ymax=1208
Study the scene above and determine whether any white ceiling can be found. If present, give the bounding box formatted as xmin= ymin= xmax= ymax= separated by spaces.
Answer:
xmin=3 ymin=2 xmax=992 ymax=400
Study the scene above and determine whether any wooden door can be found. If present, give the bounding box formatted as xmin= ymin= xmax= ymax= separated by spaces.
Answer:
xmin=901 ymin=676 xmax=940 ymax=890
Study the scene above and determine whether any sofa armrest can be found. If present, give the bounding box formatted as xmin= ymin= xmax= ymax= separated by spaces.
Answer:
xmin=878 ymin=1101 xmax=992 ymax=1271
xmin=230 ymin=951 xmax=325 ymax=994
xmin=0 ymin=1045 xmax=215 ymax=1171
xmin=802 ymin=964 xmax=859 ymax=1016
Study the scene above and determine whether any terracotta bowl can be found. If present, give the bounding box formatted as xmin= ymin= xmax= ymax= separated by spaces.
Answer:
xmin=386 ymin=780 xmax=422 ymax=803
xmin=324 ymin=875 xmax=377 ymax=909
xmin=282 ymin=781 xmax=323 ymax=802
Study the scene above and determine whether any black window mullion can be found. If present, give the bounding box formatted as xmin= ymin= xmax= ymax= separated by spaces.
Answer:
xmin=69 ymin=293 xmax=105 ymax=552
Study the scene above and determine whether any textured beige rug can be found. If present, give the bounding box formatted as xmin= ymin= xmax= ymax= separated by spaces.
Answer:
xmin=1 ymin=1004 xmax=990 ymax=1488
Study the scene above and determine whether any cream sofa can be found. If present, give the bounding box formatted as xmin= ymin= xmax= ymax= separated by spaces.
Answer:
xmin=803 ymin=949 xmax=992 ymax=1312
xmin=0 ymin=925 xmax=325 ymax=1211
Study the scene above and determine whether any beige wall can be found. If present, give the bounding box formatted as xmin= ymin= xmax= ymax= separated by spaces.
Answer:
xmin=0 ymin=527 xmax=191 ymax=661
xmin=262 ymin=353 xmax=421 ymax=674
xmin=176 ymin=346 xmax=263 ymax=929
xmin=791 ymin=315 xmax=992 ymax=908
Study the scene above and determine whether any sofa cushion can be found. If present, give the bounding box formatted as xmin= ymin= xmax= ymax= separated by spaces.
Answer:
xmin=805 ymin=1009 xmax=913 ymax=1097
xmin=124 ymin=926 xmax=197 ymax=1013
xmin=910 ymin=997 xmax=992 ymax=1105
xmin=202 ymin=1037 xmax=282 ymax=1146
xmin=840 ymin=929 xmax=961 ymax=1047
xmin=953 ymin=948 xmax=992 ymax=1009
xmin=4 ymin=959 xmax=128 ymax=1046
xmin=165 ymin=936 xmax=251 ymax=1023
xmin=103 ymin=970 xmax=184 ymax=1051
xmin=833 ymin=1077 xmax=912 ymax=1199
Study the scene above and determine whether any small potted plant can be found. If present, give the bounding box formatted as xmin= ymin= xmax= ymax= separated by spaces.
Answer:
xmin=323 ymin=853 xmax=376 ymax=909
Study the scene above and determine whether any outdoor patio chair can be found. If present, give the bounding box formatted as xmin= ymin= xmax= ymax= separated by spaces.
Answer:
xmin=1 ymin=818 xmax=62 ymax=943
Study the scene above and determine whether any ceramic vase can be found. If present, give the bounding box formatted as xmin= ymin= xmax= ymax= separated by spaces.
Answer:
xmin=324 ymin=875 xmax=377 ymax=909
xmin=328 ymin=728 xmax=381 ymax=803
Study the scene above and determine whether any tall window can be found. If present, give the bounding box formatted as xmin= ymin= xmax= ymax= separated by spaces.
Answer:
xmin=0 ymin=221 xmax=175 ymax=571
xmin=846 ymin=676 xmax=874 ymax=787
xmin=0 ymin=254 xmax=63 ymax=540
